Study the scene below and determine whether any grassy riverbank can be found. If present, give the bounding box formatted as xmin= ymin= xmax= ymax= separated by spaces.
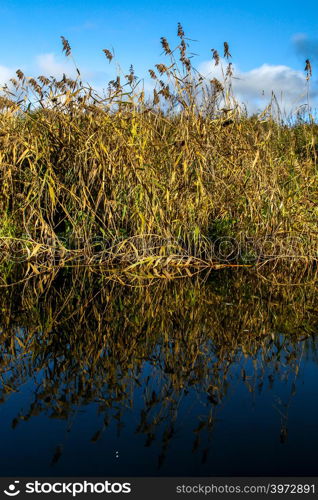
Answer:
xmin=1 ymin=28 xmax=317 ymax=279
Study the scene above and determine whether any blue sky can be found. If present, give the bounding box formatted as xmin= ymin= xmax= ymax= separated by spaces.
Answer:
xmin=1 ymin=0 xmax=318 ymax=112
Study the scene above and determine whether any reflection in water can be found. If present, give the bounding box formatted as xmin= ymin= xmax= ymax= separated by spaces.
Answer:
xmin=0 ymin=268 xmax=317 ymax=476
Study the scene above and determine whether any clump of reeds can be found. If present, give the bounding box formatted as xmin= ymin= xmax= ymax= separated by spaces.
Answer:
xmin=0 ymin=26 xmax=317 ymax=280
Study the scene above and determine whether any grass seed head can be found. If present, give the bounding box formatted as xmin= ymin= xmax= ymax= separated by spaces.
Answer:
xmin=305 ymin=59 xmax=312 ymax=80
xmin=224 ymin=42 xmax=231 ymax=59
xmin=212 ymin=49 xmax=220 ymax=66
xmin=103 ymin=49 xmax=113 ymax=62
xmin=61 ymin=36 xmax=71 ymax=57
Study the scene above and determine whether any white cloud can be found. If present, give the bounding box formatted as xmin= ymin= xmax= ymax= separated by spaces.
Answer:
xmin=199 ymin=59 xmax=313 ymax=115
xmin=0 ymin=64 xmax=15 ymax=85
xmin=36 ymin=53 xmax=76 ymax=79
xmin=34 ymin=53 xmax=110 ymax=90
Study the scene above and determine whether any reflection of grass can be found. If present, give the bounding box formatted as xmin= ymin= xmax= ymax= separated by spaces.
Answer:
xmin=0 ymin=27 xmax=318 ymax=277
xmin=0 ymin=268 xmax=317 ymax=466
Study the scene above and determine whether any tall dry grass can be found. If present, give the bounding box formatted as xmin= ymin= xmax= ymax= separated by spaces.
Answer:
xmin=0 ymin=25 xmax=317 ymax=280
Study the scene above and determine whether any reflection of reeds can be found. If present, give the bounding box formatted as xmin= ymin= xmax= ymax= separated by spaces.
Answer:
xmin=0 ymin=268 xmax=317 ymax=465
xmin=0 ymin=27 xmax=317 ymax=278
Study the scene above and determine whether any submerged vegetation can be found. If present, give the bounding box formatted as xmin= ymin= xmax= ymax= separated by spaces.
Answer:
xmin=0 ymin=25 xmax=318 ymax=281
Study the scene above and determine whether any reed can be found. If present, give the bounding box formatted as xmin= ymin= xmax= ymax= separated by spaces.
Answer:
xmin=0 ymin=26 xmax=317 ymax=280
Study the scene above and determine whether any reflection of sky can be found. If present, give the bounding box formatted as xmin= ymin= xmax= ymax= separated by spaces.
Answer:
xmin=0 ymin=337 xmax=317 ymax=476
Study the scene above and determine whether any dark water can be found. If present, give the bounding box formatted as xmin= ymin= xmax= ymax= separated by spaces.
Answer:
xmin=0 ymin=268 xmax=317 ymax=476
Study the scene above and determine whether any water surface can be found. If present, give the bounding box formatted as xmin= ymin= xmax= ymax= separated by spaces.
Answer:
xmin=0 ymin=269 xmax=317 ymax=476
